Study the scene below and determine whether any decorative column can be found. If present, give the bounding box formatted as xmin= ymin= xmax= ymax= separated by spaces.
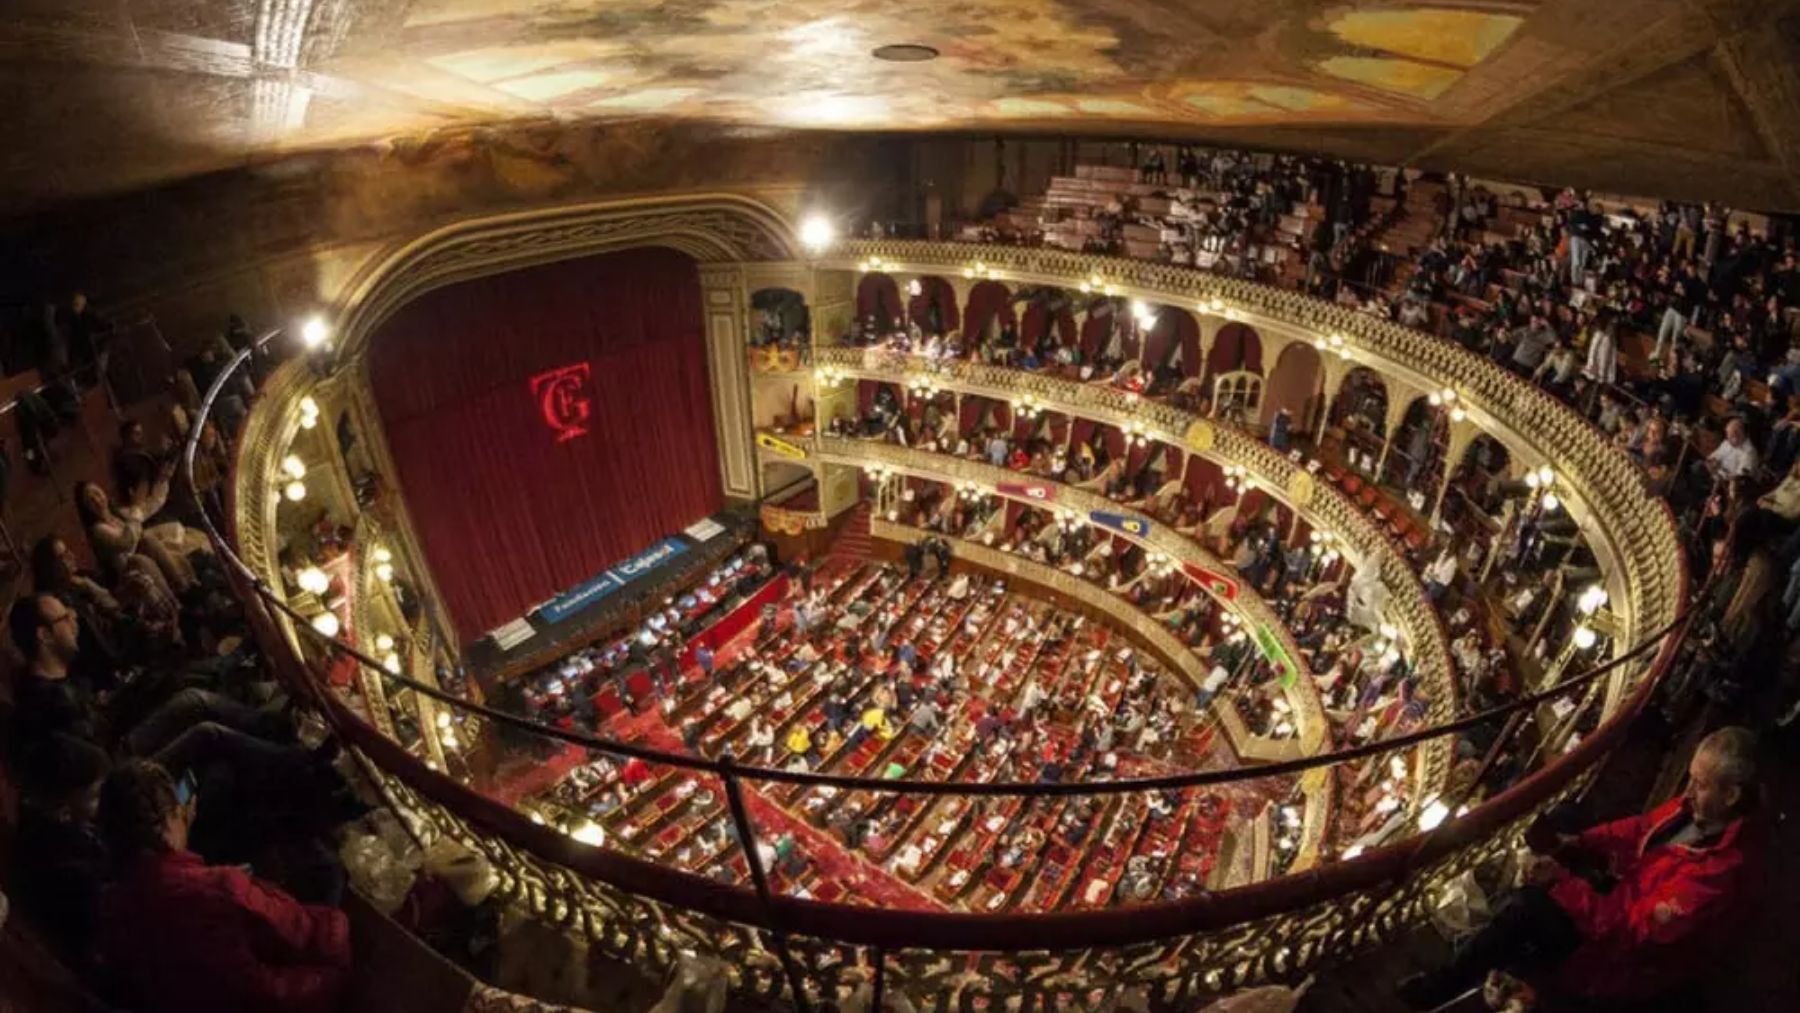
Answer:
xmin=1430 ymin=419 xmax=1481 ymax=524
xmin=1317 ymin=352 xmax=1352 ymax=438
xmin=1374 ymin=382 xmax=1421 ymax=479
xmin=698 ymin=264 xmax=758 ymax=501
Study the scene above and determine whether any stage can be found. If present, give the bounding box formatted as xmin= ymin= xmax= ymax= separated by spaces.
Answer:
xmin=461 ymin=508 xmax=759 ymax=692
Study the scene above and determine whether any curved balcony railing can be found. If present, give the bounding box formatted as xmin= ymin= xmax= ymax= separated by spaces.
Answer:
xmin=810 ymin=437 xmax=1328 ymax=750
xmin=810 ymin=349 xmax=1456 ymax=735
xmin=823 ymin=241 xmax=1684 ymax=670
xmin=198 ymin=324 xmax=1691 ymax=1011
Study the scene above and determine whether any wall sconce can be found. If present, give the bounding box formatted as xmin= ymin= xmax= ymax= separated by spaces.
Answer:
xmin=1223 ymin=464 xmax=1249 ymax=493
xmin=299 ymin=315 xmax=331 ymax=351
xmin=296 ymin=566 xmax=330 ymax=596
xmin=309 ymin=611 xmax=340 ymax=638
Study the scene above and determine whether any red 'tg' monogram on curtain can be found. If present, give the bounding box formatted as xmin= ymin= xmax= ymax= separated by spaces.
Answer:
xmin=529 ymin=362 xmax=593 ymax=443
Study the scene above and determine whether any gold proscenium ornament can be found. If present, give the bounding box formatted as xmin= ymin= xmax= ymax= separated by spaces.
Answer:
xmin=1286 ymin=470 xmax=1316 ymax=508
xmin=1184 ymin=420 xmax=1216 ymax=453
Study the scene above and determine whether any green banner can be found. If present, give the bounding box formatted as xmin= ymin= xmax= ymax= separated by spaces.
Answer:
xmin=1253 ymin=624 xmax=1297 ymax=688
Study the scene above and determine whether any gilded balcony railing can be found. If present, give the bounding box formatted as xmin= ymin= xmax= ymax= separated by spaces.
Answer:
xmin=809 ymin=355 xmax=1452 ymax=775
xmin=206 ymin=225 xmax=1690 ymax=1008
xmin=821 ymin=241 xmax=1683 ymax=682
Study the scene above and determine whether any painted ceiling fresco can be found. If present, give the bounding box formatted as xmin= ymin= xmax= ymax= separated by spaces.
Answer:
xmin=3 ymin=0 xmax=1800 ymax=209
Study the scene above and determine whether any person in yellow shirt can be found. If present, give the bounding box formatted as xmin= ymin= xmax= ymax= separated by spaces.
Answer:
xmin=860 ymin=706 xmax=898 ymax=740
xmin=784 ymin=724 xmax=812 ymax=759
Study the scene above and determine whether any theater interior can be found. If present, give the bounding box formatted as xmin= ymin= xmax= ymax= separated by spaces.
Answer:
xmin=2 ymin=2 xmax=1799 ymax=1012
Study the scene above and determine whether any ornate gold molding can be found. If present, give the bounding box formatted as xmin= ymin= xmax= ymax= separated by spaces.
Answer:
xmin=821 ymin=241 xmax=1683 ymax=668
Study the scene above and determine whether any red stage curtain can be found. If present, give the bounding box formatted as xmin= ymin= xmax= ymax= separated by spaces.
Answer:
xmin=368 ymin=248 xmax=722 ymax=643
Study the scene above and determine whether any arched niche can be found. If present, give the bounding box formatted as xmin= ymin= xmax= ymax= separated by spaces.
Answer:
xmin=905 ymin=275 xmax=960 ymax=336
xmin=749 ymin=287 xmax=809 ymax=347
xmin=1330 ymin=365 xmax=1390 ymax=470
xmin=1262 ymin=341 xmax=1323 ymax=432
xmin=856 ymin=273 xmax=904 ymax=330
xmin=1382 ymin=396 xmax=1445 ymax=496
xmin=1445 ymin=433 xmax=1512 ymax=533
xmin=961 ymin=279 xmax=1016 ymax=346
xmin=1205 ymin=321 xmax=1264 ymax=383
xmin=1016 ymin=286 xmax=1079 ymax=355
xmin=1142 ymin=307 xmax=1201 ymax=387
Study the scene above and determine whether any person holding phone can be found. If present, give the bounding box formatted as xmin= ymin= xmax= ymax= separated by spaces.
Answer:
xmin=98 ymin=760 xmax=352 ymax=1013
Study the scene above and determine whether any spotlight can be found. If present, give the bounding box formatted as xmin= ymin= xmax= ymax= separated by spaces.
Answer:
xmin=798 ymin=213 xmax=836 ymax=253
xmin=299 ymin=316 xmax=331 ymax=350
xmin=309 ymin=611 xmax=341 ymax=638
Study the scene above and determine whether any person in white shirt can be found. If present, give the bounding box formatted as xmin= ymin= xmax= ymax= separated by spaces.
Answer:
xmin=1194 ymin=664 xmax=1230 ymax=709
xmin=1706 ymin=419 xmax=1759 ymax=480
xmin=1423 ymin=546 xmax=1458 ymax=601
xmin=1582 ymin=322 xmax=1617 ymax=386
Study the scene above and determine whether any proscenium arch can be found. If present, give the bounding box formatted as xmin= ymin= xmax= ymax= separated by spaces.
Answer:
xmin=331 ymin=192 xmax=800 ymax=365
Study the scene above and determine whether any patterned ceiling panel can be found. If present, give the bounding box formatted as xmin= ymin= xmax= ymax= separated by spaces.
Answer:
xmin=1 ymin=0 xmax=1798 ymax=209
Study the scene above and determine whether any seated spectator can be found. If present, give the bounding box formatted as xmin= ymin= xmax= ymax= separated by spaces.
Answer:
xmin=98 ymin=760 xmax=352 ymax=1013
xmin=1704 ymin=418 xmax=1759 ymax=481
xmin=1401 ymin=727 xmax=1762 ymax=1009
xmin=9 ymin=734 xmax=111 ymax=972
xmin=78 ymin=475 xmax=214 ymax=594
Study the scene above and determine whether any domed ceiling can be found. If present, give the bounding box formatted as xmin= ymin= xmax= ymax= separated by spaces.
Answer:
xmin=5 ymin=0 xmax=1800 ymax=210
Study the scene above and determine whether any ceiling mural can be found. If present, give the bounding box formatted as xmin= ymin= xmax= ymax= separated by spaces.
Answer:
xmin=1 ymin=0 xmax=1799 ymax=209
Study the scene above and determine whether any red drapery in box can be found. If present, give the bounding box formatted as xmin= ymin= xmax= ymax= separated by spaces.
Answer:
xmin=368 ymin=248 xmax=722 ymax=643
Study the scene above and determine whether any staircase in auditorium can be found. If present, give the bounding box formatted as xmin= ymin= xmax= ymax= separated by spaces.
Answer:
xmin=835 ymin=501 xmax=874 ymax=560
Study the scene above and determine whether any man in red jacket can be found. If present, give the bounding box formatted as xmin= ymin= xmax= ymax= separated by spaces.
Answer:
xmin=97 ymin=760 xmax=352 ymax=1013
xmin=1402 ymin=726 xmax=1761 ymax=1009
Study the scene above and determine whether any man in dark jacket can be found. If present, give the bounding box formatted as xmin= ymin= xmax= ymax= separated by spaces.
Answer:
xmin=1402 ymin=726 xmax=1762 ymax=1008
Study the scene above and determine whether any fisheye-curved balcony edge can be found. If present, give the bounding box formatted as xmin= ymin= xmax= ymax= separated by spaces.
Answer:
xmin=808 ymin=353 xmax=1458 ymax=724
xmin=212 ymin=351 xmax=1687 ymax=968
xmin=822 ymin=239 xmax=1684 ymax=674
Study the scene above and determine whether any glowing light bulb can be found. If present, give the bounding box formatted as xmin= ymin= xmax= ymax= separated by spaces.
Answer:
xmin=798 ymin=213 xmax=836 ymax=252
xmin=375 ymin=562 xmax=395 ymax=583
xmin=375 ymin=633 xmax=395 ymax=652
xmin=299 ymin=413 xmax=317 ymax=430
xmin=435 ymin=710 xmax=451 ymax=729
xmin=299 ymin=316 xmax=331 ymax=349
xmin=1573 ymin=624 xmax=1597 ymax=650
xmin=281 ymin=455 xmax=306 ymax=479
xmin=383 ymin=652 xmax=401 ymax=674
xmin=309 ymin=611 xmax=340 ymax=638
xmin=570 ymin=820 xmax=606 ymax=847
xmin=283 ymin=480 xmax=306 ymax=502
xmin=1541 ymin=492 xmax=1560 ymax=512
xmin=1536 ymin=465 xmax=1555 ymax=487
xmin=1417 ymin=798 xmax=1450 ymax=831
xmin=372 ymin=546 xmax=392 ymax=564
xmin=297 ymin=567 xmax=329 ymax=595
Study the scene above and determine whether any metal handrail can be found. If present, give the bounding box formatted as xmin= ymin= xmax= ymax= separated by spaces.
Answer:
xmin=181 ymin=327 xmax=1695 ymax=971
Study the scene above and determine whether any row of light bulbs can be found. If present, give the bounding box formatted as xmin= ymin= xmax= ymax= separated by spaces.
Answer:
xmin=1425 ymin=387 xmax=1469 ymax=423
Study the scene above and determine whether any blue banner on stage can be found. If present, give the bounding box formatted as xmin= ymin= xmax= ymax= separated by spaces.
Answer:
xmin=537 ymin=537 xmax=688 ymax=624
xmin=1087 ymin=510 xmax=1152 ymax=538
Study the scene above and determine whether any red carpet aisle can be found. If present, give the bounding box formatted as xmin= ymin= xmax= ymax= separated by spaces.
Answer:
xmin=739 ymin=792 xmax=946 ymax=912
